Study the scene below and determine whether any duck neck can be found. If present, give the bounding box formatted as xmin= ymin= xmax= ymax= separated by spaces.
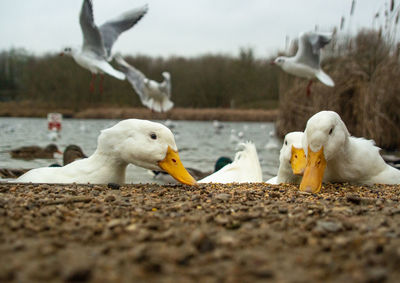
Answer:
xmin=88 ymin=148 xmax=128 ymax=184
xmin=277 ymin=163 xmax=301 ymax=184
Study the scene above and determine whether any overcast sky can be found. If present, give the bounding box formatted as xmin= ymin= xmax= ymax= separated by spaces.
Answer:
xmin=0 ymin=0 xmax=391 ymax=58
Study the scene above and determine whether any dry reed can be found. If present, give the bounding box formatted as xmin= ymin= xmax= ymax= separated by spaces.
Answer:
xmin=276 ymin=29 xmax=400 ymax=150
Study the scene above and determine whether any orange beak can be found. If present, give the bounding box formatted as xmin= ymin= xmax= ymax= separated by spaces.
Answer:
xmin=158 ymin=146 xmax=197 ymax=186
xmin=299 ymin=146 xmax=326 ymax=193
xmin=290 ymin=146 xmax=306 ymax=175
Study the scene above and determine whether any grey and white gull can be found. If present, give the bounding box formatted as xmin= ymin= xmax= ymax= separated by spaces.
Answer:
xmin=272 ymin=31 xmax=335 ymax=96
xmin=61 ymin=0 xmax=148 ymax=93
xmin=115 ymin=54 xmax=174 ymax=113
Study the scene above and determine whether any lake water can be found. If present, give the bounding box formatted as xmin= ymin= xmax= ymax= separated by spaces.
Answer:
xmin=0 ymin=117 xmax=281 ymax=183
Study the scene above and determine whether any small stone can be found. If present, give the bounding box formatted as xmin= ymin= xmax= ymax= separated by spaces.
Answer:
xmin=107 ymin=183 xmax=120 ymax=190
xmin=215 ymin=193 xmax=231 ymax=201
xmin=315 ymin=220 xmax=343 ymax=233
xmin=278 ymin=207 xmax=288 ymax=214
xmin=105 ymin=195 xmax=116 ymax=202
xmin=191 ymin=230 xmax=215 ymax=253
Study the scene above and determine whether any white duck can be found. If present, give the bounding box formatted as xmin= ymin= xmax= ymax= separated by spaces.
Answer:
xmin=115 ymin=55 xmax=174 ymax=112
xmin=61 ymin=0 xmax=148 ymax=92
xmin=300 ymin=111 xmax=400 ymax=193
xmin=199 ymin=142 xmax=262 ymax=183
xmin=272 ymin=31 xmax=334 ymax=96
xmin=266 ymin=132 xmax=306 ymax=184
xmin=15 ymin=119 xmax=196 ymax=185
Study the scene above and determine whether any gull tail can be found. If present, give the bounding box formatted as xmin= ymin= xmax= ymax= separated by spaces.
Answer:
xmin=143 ymin=98 xmax=174 ymax=113
xmin=316 ymin=70 xmax=334 ymax=87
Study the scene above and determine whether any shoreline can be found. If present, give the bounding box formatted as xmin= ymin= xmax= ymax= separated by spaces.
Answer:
xmin=1 ymin=182 xmax=400 ymax=282
xmin=0 ymin=102 xmax=278 ymax=121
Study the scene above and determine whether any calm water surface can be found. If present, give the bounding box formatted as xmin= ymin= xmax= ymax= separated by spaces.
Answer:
xmin=0 ymin=118 xmax=281 ymax=183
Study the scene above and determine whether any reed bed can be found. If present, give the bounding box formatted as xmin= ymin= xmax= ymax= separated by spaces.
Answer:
xmin=276 ymin=28 xmax=400 ymax=150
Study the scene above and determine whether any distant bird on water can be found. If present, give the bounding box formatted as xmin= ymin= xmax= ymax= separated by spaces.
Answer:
xmin=115 ymin=54 xmax=174 ymax=113
xmin=63 ymin=145 xmax=87 ymax=165
xmin=10 ymin=144 xmax=62 ymax=160
xmin=60 ymin=0 xmax=148 ymax=93
xmin=272 ymin=31 xmax=335 ymax=96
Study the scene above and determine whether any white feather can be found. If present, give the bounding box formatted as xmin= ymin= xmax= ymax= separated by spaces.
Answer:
xmin=199 ymin=142 xmax=262 ymax=183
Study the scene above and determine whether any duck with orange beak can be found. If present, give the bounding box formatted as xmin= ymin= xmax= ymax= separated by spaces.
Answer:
xmin=16 ymin=119 xmax=196 ymax=185
xmin=266 ymin=132 xmax=307 ymax=184
xmin=300 ymin=111 xmax=400 ymax=193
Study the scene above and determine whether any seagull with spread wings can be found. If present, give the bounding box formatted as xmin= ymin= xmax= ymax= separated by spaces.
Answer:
xmin=61 ymin=0 xmax=148 ymax=93
xmin=272 ymin=31 xmax=335 ymax=96
xmin=115 ymin=55 xmax=174 ymax=113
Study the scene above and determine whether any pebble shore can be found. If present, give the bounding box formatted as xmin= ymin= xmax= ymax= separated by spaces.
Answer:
xmin=1 ymin=182 xmax=400 ymax=282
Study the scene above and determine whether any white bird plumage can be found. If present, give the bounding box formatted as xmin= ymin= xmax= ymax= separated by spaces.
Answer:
xmin=300 ymin=111 xmax=400 ymax=192
xmin=62 ymin=0 xmax=148 ymax=83
xmin=115 ymin=55 xmax=174 ymax=112
xmin=199 ymin=142 xmax=262 ymax=183
xmin=266 ymin=132 xmax=305 ymax=184
xmin=273 ymin=31 xmax=334 ymax=95
xmin=15 ymin=119 xmax=195 ymax=185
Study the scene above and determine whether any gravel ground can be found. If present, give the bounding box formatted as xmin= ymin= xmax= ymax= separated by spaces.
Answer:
xmin=1 ymin=182 xmax=400 ymax=282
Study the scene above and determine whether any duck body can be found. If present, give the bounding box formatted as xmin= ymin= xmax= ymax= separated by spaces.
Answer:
xmin=199 ymin=142 xmax=262 ymax=183
xmin=10 ymin=144 xmax=61 ymax=160
xmin=300 ymin=111 xmax=400 ymax=192
xmin=16 ymin=153 xmax=127 ymax=184
xmin=323 ymin=137 xmax=400 ymax=185
xmin=15 ymin=119 xmax=196 ymax=185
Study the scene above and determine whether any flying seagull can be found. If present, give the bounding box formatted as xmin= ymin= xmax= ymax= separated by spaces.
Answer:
xmin=272 ymin=31 xmax=335 ymax=96
xmin=115 ymin=55 xmax=174 ymax=113
xmin=61 ymin=0 xmax=148 ymax=93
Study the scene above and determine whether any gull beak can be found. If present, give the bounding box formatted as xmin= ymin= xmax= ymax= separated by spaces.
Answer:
xmin=59 ymin=52 xmax=64 ymax=57
xmin=270 ymin=61 xmax=276 ymax=65
xmin=290 ymin=146 xmax=306 ymax=175
xmin=299 ymin=146 xmax=326 ymax=193
xmin=158 ymin=146 xmax=197 ymax=186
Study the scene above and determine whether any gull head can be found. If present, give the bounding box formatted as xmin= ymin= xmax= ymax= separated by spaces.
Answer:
xmin=59 ymin=47 xmax=76 ymax=57
xmin=272 ymin=56 xmax=287 ymax=67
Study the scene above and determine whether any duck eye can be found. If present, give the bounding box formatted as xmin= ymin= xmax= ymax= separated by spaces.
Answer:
xmin=285 ymin=140 xmax=287 ymax=145
xmin=329 ymin=128 xmax=333 ymax=135
xmin=150 ymin=133 xmax=157 ymax=140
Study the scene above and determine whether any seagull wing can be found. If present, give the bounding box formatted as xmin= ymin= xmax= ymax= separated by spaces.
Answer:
xmin=79 ymin=0 xmax=106 ymax=57
xmin=295 ymin=31 xmax=332 ymax=69
xmin=161 ymin=72 xmax=172 ymax=99
xmin=99 ymin=4 xmax=148 ymax=60
xmin=114 ymin=55 xmax=147 ymax=101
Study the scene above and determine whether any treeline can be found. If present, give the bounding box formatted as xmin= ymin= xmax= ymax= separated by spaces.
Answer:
xmin=0 ymin=48 xmax=279 ymax=111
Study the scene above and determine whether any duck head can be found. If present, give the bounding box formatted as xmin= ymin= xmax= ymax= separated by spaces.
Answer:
xmin=97 ymin=119 xmax=196 ymax=185
xmin=45 ymin=144 xmax=62 ymax=155
xmin=280 ymin=132 xmax=306 ymax=175
xmin=300 ymin=111 xmax=349 ymax=193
